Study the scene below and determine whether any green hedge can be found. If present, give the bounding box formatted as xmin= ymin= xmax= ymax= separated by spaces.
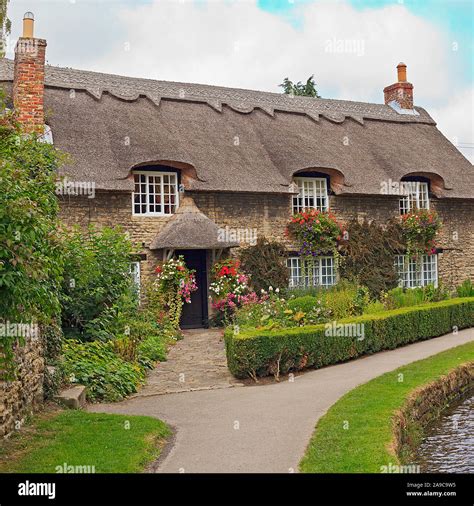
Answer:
xmin=225 ymin=297 xmax=474 ymax=379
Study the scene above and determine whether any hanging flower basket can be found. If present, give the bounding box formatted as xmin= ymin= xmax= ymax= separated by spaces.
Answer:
xmin=286 ymin=209 xmax=344 ymax=258
xmin=153 ymin=256 xmax=197 ymax=327
xmin=400 ymin=209 xmax=442 ymax=258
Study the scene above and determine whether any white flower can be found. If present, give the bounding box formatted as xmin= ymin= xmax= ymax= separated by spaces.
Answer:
xmin=275 ymin=288 xmax=280 ymax=293
xmin=269 ymin=286 xmax=273 ymax=291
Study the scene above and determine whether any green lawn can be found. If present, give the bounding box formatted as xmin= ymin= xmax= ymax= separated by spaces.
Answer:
xmin=0 ymin=409 xmax=171 ymax=473
xmin=299 ymin=341 xmax=474 ymax=473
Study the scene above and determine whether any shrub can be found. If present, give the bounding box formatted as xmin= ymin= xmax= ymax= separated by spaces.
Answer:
xmin=60 ymin=225 xmax=135 ymax=336
xmin=384 ymin=284 xmax=449 ymax=309
xmin=137 ymin=334 xmax=168 ymax=370
xmin=457 ymin=279 xmax=474 ymax=298
xmin=339 ymin=218 xmax=404 ymax=298
xmin=0 ymin=93 xmax=65 ymax=375
xmin=239 ymin=238 xmax=289 ymax=293
xmin=60 ymin=340 xmax=145 ymax=402
xmin=225 ymin=298 xmax=474 ymax=379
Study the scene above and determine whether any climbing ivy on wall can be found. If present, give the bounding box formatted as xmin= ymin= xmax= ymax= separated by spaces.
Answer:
xmin=0 ymin=92 xmax=65 ymax=378
xmin=338 ymin=217 xmax=405 ymax=298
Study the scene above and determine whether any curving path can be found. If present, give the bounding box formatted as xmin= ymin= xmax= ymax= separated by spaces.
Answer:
xmin=87 ymin=328 xmax=474 ymax=473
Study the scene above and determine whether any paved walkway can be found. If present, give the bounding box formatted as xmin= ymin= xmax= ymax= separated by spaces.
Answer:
xmin=88 ymin=328 xmax=474 ymax=473
xmin=132 ymin=329 xmax=243 ymax=396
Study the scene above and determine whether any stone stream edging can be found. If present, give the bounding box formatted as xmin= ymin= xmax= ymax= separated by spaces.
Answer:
xmin=391 ymin=361 xmax=474 ymax=466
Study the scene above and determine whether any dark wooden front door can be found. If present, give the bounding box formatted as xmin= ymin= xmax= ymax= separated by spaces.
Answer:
xmin=175 ymin=249 xmax=208 ymax=329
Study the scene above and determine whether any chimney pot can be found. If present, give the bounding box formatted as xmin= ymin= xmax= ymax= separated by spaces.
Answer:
xmin=397 ymin=62 xmax=407 ymax=82
xmin=23 ymin=12 xmax=35 ymax=38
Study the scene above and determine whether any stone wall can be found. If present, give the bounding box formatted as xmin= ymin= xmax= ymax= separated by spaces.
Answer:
xmin=58 ymin=190 xmax=474 ymax=290
xmin=392 ymin=361 xmax=474 ymax=464
xmin=0 ymin=335 xmax=44 ymax=438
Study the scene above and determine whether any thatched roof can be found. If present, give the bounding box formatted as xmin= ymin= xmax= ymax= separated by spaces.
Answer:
xmin=1 ymin=58 xmax=472 ymax=198
xmin=149 ymin=196 xmax=239 ymax=250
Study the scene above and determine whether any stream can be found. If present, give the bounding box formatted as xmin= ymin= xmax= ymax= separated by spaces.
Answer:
xmin=415 ymin=393 xmax=474 ymax=473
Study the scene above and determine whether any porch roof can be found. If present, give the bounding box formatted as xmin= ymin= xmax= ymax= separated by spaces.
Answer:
xmin=149 ymin=196 xmax=239 ymax=250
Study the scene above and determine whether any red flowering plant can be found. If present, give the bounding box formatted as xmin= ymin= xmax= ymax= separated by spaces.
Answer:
xmin=152 ymin=256 xmax=197 ymax=327
xmin=400 ymin=209 xmax=442 ymax=258
xmin=209 ymin=258 xmax=254 ymax=322
xmin=286 ymin=209 xmax=345 ymax=258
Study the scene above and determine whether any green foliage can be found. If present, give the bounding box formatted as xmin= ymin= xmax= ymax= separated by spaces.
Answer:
xmin=60 ymin=340 xmax=146 ymax=402
xmin=43 ymin=364 xmax=66 ymax=400
xmin=137 ymin=334 xmax=168 ymax=370
xmin=0 ymin=93 xmax=65 ymax=376
xmin=339 ymin=218 xmax=405 ymax=298
xmin=279 ymin=75 xmax=321 ymax=97
xmin=239 ymin=238 xmax=289 ymax=293
xmin=0 ymin=0 xmax=10 ymax=58
xmin=41 ymin=321 xmax=63 ymax=363
xmin=384 ymin=284 xmax=449 ymax=309
xmin=457 ymin=279 xmax=474 ymax=298
xmin=225 ymin=298 xmax=474 ymax=379
xmin=60 ymin=225 xmax=134 ymax=336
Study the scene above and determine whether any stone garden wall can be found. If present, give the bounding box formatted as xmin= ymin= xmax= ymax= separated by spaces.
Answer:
xmin=392 ymin=361 xmax=474 ymax=464
xmin=0 ymin=335 xmax=44 ymax=438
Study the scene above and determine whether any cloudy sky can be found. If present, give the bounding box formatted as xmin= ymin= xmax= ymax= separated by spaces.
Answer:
xmin=5 ymin=0 xmax=473 ymax=162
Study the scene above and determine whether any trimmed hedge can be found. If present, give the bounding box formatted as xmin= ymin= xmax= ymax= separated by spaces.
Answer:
xmin=225 ymin=297 xmax=474 ymax=379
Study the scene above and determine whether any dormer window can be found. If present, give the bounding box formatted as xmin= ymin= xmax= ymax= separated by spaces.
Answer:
xmin=399 ymin=180 xmax=429 ymax=215
xmin=292 ymin=176 xmax=328 ymax=214
xmin=132 ymin=170 xmax=179 ymax=216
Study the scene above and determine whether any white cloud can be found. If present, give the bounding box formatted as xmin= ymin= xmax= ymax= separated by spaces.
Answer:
xmin=7 ymin=0 xmax=473 ymax=161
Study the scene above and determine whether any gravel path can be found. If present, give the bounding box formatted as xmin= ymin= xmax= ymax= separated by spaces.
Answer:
xmin=87 ymin=328 xmax=474 ymax=473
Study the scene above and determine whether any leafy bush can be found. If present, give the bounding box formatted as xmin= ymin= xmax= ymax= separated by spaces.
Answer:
xmin=457 ymin=279 xmax=474 ymax=298
xmin=339 ymin=218 xmax=404 ymax=298
xmin=0 ymin=94 xmax=65 ymax=375
xmin=239 ymin=238 xmax=289 ymax=293
xmin=137 ymin=334 xmax=168 ymax=370
xmin=384 ymin=284 xmax=449 ymax=309
xmin=60 ymin=340 xmax=145 ymax=402
xmin=225 ymin=298 xmax=474 ymax=379
xmin=60 ymin=225 xmax=135 ymax=336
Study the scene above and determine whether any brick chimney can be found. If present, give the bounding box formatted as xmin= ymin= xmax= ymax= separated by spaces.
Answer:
xmin=383 ymin=63 xmax=414 ymax=110
xmin=13 ymin=12 xmax=47 ymax=133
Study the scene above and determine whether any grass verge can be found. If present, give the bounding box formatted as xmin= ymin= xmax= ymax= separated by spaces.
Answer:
xmin=0 ymin=409 xmax=171 ymax=473
xmin=299 ymin=341 xmax=474 ymax=473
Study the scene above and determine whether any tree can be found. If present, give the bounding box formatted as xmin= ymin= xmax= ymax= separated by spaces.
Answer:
xmin=0 ymin=0 xmax=11 ymax=58
xmin=279 ymin=75 xmax=321 ymax=98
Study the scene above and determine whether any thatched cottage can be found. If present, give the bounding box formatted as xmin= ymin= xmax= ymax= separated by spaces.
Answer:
xmin=1 ymin=14 xmax=473 ymax=327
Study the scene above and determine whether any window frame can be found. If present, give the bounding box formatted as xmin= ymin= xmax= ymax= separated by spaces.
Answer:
xmin=399 ymin=180 xmax=430 ymax=215
xmin=287 ymin=256 xmax=337 ymax=288
xmin=292 ymin=176 xmax=329 ymax=214
xmin=132 ymin=170 xmax=179 ymax=216
xmin=395 ymin=254 xmax=438 ymax=288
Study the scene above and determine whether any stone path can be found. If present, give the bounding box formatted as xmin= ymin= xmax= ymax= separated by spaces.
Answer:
xmin=88 ymin=328 xmax=474 ymax=473
xmin=131 ymin=329 xmax=243 ymax=397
